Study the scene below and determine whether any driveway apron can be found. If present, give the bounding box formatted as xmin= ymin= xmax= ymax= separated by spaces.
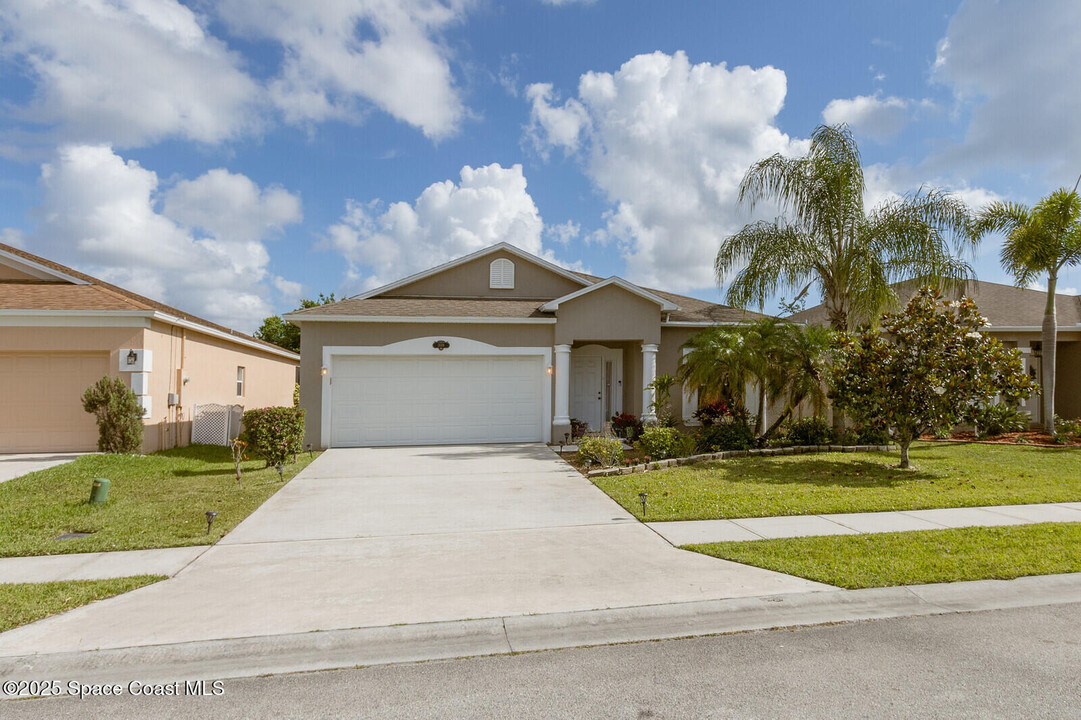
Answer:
xmin=0 ymin=445 xmax=826 ymax=655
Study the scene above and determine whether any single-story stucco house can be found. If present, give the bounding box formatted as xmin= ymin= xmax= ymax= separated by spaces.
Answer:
xmin=788 ymin=279 xmax=1081 ymax=423
xmin=286 ymin=243 xmax=764 ymax=449
xmin=0 ymin=243 xmax=299 ymax=453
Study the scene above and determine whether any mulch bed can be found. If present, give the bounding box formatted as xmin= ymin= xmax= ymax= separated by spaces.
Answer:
xmin=921 ymin=431 xmax=1081 ymax=447
xmin=555 ymin=448 xmax=645 ymax=472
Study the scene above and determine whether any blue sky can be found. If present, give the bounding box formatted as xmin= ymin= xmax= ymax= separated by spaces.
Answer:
xmin=1 ymin=0 xmax=1079 ymax=332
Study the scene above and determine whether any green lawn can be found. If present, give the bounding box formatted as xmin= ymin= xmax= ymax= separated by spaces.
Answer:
xmin=0 ymin=445 xmax=319 ymax=558
xmin=686 ymin=522 xmax=1081 ymax=589
xmin=593 ymin=442 xmax=1081 ymax=521
xmin=0 ymin=576 xmax=166 ymax=632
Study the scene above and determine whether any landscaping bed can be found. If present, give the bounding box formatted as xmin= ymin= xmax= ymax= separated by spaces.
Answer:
xmin=592 ymin=441 xmax=1081 ymax=522
xmin=0 ymin=444 xmax=319 ymax=558
xmin=685 ymin=522 xmax=1081 ymax=589
xmin=0 ymin=575 xmax=166 ymax=632
xmin=924 ymin=431 xmax=1081 ymax=447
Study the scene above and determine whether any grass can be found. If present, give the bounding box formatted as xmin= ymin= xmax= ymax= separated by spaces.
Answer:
xmin=0 ymin=575 xmax=166 ymax=632
xmin=593 ymin=442 xmax=1081 ymax=521
xmin=685 ymin=522 xmax=1081 ymax=589
xmin=0 ymin=444 xmax=319 ymax=558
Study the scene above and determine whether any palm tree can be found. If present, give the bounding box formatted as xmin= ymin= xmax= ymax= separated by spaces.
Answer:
xmin=760 ymin=323 xmax=833 ymax=439
xmin=716 ymin=125 xmax=973 ymax=428
xmin=972 ymin=188 xmax=1081 ymax=433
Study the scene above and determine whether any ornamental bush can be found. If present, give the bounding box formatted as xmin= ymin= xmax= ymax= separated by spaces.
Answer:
xmin=695 ymin=420 xmax=755 ymax=453
xmin=610 ymin=413 xmax=644 ymax=439
xmin=240 ymin=406 xmax=305 ymax=467
xmin=81 ymin=376 xmax=145 ymax=453
xmin=785 ymin=416 xmax=833 ymax=446
xmin=972 ymin=403 xmax=1030 ymax=439
xmin=577 ymin=435 xmax=624 ymax=467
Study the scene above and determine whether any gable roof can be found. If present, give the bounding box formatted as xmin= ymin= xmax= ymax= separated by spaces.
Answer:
xmin=288 ymin=243 xmax=770 ymax=325
xmin=351 ymin=242 xmax=591 ymax=300
xmin=539 ymin=276 xmax=680 ymax=312
xmin=787 ymin=279 xmax=1081 ymax=329
xmin=0 ymin=243 xmax=299 ymax=360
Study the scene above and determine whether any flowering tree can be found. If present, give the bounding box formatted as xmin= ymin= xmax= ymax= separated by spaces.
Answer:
xmin=831 ymin=287 xmax=1037 ymax=468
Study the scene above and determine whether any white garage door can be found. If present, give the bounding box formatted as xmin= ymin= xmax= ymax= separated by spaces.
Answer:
xmin=329 ymin=355 xmax=545 ymax=447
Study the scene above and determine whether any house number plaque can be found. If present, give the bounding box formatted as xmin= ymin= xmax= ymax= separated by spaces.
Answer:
xmin=433 ymin=340 xmax=450 ymax=351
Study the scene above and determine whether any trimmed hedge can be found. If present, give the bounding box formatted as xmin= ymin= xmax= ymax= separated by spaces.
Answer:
xmin=240 ymin=406 xmax=305 ymax=467
xmin=695 ymin=421 xmax=754 ymax=452
xmin=577 ymin=436 xmax=624 ymax=467
xmin=81 ymin=376 xmax=145 ymax=454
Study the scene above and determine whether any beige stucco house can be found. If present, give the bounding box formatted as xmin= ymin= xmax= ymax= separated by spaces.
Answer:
xmin=788 ymin=279 xmax=1081 ymax=423
xmin=286 ymin=243 xmax=763 ymax=449
xmin=0 ymin=243 xmax=299 ymax=453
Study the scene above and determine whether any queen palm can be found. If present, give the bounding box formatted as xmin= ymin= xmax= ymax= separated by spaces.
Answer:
xmin=716 ymin=124 xmax=974 ymax=428
xmin=972 ymin=188 xmax=1081 ymax=433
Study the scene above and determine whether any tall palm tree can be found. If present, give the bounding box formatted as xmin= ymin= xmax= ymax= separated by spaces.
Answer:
xmin=972 ymin=188 xmax=1081 ymax=433
xmin=760 ymin=323 xmax=833 ymax=439
xmin=716 ymin=123 xmax=974 ymax=428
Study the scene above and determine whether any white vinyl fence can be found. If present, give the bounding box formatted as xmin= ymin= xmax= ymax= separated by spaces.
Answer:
xmin=191 ymin=403 xmax=244 ymax=446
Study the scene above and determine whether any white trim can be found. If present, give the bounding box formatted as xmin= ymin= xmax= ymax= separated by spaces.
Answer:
xmin=349 ymin=242 xmax=590 ymax=300
xmin=320 ymin=337 xmax=552 ymax=448
xmin=641 ymin=342 xmax=659 ymax=424
xmin=0 ymin=248 xmax=90 ymax=285
xmin=0 ymin=309 xmax=298 ymax=361
xmin=540 ymin=276 xmax=680 ymax=312
xmin=662 ymin=320 xmax=747 ymax=327
xmin=984 ymin=325 xmax=1081 ymax=332
xmin=284 ymin=314 xmax=555 ymax=325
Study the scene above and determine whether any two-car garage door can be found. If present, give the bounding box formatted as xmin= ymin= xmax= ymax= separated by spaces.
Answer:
xmin=328 ymin=355 xmax=545 ymax=447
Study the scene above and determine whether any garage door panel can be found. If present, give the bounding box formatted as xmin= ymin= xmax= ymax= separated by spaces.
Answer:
xmin=329 ymin=354 xmax=545 ymax=447
xmin=0 ymin=352 xmax=109 ymax=452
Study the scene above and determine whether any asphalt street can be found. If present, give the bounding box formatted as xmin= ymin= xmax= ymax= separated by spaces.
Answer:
xmin=6 ymin=602 xmax=1080 ymax=719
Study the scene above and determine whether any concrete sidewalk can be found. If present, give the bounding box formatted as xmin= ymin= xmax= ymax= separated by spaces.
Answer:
xmin=3 ymin=572 xmax=1079 ymax=691
xmin=648 ymin=502 xmax=1081 ymax=545
xmin=0 ymin=547 xmax=207 ymax=584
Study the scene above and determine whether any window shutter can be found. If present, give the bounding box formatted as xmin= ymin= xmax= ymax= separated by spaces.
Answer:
xmin=489 ymin=258 xmax=514 ymax=289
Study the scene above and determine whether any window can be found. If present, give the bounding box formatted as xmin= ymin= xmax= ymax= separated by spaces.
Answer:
xmin=236 ymin=366 xmax=245 ymax=397
xmin=489 ymin=258 xmax=515 ymax=289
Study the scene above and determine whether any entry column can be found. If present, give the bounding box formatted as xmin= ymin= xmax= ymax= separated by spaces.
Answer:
xmin=554 ymin=344 xmax=572 ymax=427
xmin=641 ymin=343 xmax=658 ymax=423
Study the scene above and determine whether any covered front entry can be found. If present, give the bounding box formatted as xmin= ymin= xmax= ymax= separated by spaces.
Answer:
xmin=569 ymin=345 xmax=623 ymax=432
xmin=323 ymin=339 xmax=551 ymax=447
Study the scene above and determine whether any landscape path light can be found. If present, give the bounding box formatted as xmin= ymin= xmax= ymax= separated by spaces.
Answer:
xmin=205 ymin=511 xmax=218 ymax=534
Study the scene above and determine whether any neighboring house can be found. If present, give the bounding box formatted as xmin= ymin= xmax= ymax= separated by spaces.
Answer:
xmin=0 ymin=243 xmax=299 ymax=453
xmin=286 ymin=242 xmax=763 ymax=449
xmin=788 ymin=279 xmax=1081 ymax=423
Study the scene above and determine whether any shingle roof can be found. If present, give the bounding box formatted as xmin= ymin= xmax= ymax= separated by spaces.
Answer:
xmin=787 ymin=279 xmax=1081 ymax=328
xmin=0 ymin=243 xmax=297 ymax=357
xmin=289 ymin=266 xmax=769 ymax=324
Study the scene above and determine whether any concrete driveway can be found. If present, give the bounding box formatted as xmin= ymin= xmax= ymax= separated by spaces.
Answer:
xmin=0 ymin=453 xmax=85 ymax=484
xmin=0 ymin=444 xmax=826 ymax=655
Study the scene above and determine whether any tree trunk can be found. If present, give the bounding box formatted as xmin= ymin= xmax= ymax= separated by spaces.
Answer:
xmin=1041 ymin=273 xmax=1058 ymax=433
xmin=898 ymin=440 xmax=911 ymax=469
xmin=755 ymin=379 xmax=766 ymax=436
xmin=828 ymin=299 xmax=847 ymax=435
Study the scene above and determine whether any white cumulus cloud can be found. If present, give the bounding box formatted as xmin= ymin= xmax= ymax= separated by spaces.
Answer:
xmin=27 ymin=145 xmax=302 ymax=331
xmin=215 ymin=0 xmax=471 ymax=140
xmin=932 ymin=0 xmax=1081 ymax=177
xmin=0 ymin=0 xmax=263 ymax=150
xmin=322 ymin=163 xmax=549 ymax=292
xmin=821 ymin=93 xmax=918 ymax=141
xmin=526 ymin=50 xmax=805 ymax=292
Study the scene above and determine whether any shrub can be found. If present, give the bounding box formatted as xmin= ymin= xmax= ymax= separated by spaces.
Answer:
xmin=240 ymin=406 xmax=305 ymax=467
xmin=785 ymin=416 xmax=832 ymax=446
xmin=692 ymin=400 xmax=730 ymax=426
xmin=293 ymin=382 xmax=300 ymax=408
xmin=610 ymin=413 xmax=644 ymax=439
xmin=1053 ymin=415 xmax=1081 ymax=444
xmin=81 ymin=376 xmax=145 ymax=453
xmin=972 ymin=403 xmax=1030 ymax=439
xmin=570 ymin=418 xmax=588 ymax=439
xmin=695 ymin=420 xmax=754 ymax=452
xmin=635 ymin=426 xmax=696 ymax=459
xmin=577 ymin=436 xmax=624 ymax=467
xmin=855 ymin=423 xmax=892 ymax=445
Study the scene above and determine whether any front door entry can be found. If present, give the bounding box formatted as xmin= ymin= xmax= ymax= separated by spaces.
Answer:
xmin=570 ymin=355 xmax=603 ymax=431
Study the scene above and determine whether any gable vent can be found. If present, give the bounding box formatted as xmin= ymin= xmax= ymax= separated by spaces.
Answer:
xmin=489 ymin=258 xmax=515 ymax=289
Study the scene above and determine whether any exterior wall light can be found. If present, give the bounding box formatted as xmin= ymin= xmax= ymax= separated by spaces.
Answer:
xmin=546 ymin=366 xmax=552 ymax=375
xmin=126 ymin=349 xmax=138 ymax=366
xmin=320 ymin=367 xmax=329 ymax=376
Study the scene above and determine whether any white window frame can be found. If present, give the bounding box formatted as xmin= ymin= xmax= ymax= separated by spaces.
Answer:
xmin=236 ymin=366 xmax=246 ymax=397
xmin=489 ymin=258 xmax=515 ymax=289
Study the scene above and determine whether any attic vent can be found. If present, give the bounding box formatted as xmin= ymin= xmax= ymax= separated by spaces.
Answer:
xmin=489 ymin=258 xmax=515 ymax=289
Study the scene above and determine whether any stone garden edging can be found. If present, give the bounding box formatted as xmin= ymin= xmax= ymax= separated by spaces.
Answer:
xmin=584 ymin=444 xmax=898 ymax=478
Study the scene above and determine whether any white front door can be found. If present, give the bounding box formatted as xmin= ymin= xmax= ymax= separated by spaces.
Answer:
xmin=570 ymin=355 xmax=603 ymax=431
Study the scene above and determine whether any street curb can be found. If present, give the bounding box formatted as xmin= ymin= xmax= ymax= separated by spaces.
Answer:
xmin=3 ymin=572 xmax=1080 ymax=693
